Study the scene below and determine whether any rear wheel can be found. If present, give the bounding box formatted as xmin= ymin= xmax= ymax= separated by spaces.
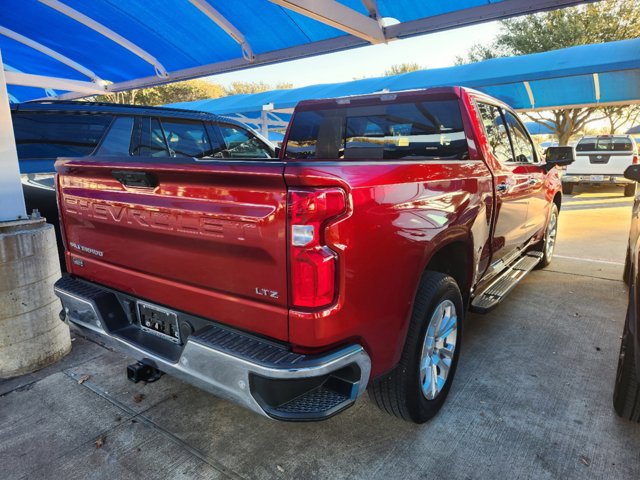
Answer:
xmin=533 ymin=204 xmax=559 ymax=269
xmin=562 ymin=183 xmax=574 ymax=195
xmin=613 ymin=316 xmax=640 ymax=421
xmin=625 ymin=184 xmax=636 ymax=197
xmin=368 ymin=271 xmax=463 ymax=423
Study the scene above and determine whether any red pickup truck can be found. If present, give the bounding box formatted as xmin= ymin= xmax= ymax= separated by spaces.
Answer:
xmin=54 ymin=87 xmax=573 ymax=423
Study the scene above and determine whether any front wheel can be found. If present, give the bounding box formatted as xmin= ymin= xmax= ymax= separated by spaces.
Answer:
xmin=368 ymin=271 xmax=463 ymax=423
xmin=613 ymin=316 xmax=640 ymax=421
xmin=534 ymin=204 xmax=559 ymax=269
xmin=625 ymin=183 xmax=636 ymax=197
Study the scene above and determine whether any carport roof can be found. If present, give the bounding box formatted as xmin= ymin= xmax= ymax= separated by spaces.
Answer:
xmin=1 ymin=0 xmax=592 ymax=102
xmin=168 ymin=37 xmax=640 ymax=116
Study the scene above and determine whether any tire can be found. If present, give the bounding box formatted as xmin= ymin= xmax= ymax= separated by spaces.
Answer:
xmin=533 ymin=204 xmax=559 ymax=269
xmin=613 ymin=316 xmax=640 ymax=421
xmin=562 ymin=183 xmax=574 ymax=195
xmin=625 ymin=184 xmax=637 ymax=197
xmin=368 ymin=271 xmax=463 ymax=423
xmin=624 ymin=248 xmax=631 ymax=286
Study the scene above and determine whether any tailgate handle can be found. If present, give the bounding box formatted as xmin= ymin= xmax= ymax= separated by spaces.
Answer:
xmin=112 ymin=170 xmax=158 ymax=188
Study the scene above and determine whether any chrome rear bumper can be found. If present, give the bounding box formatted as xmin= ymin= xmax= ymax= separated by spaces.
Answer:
xmin=54 ymin=276 xmax=371 ymax=421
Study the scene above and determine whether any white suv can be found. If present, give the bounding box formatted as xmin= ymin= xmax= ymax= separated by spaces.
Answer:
xmin=562 ymin=135 xmax=638 ymax=196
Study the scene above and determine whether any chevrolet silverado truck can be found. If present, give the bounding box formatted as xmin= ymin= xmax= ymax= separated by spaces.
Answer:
xmin=53 ymin=87 xmax=573 ymax=423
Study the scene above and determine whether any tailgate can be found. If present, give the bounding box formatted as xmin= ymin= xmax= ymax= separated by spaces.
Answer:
xmin=567 ymin=152 xmax=633 ymax=175
xmin=56 ymin=158 xmax=289 ymax=341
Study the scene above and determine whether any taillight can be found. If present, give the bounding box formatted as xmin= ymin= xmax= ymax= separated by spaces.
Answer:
xmin=288 ymin=188 xmax=347 ymax=308
xmin=633 ymin=155 xmax=639 ymax=165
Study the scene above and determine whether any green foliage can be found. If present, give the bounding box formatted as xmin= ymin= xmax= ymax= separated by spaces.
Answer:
xmin=224 ymin=81 xmax=293 ymax=95
xmin=383 ymin=63 xmax=422 ymax=76
xmin=96 ymin=79 xmax=293 ymax=106
xmin=459 ymin=0 xmax=640 ymax=63
xmin=457 ymin=0 xmax=640 ymax=144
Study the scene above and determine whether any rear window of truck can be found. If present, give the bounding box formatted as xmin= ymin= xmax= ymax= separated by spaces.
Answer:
xmin=284 ymin=99 xmax=468 ymax=160
xmin=576 ymin=137 xmax=633 ymax=152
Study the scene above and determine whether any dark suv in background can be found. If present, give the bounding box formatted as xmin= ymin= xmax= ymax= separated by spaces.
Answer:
xmin=13 ymin=101 xmax=275 ymax=268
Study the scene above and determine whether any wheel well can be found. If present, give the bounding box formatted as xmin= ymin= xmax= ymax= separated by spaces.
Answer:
xmin=424 ymin=241 xmax=471 ymax=299
xmin=554 ymin=192 xmax=561 ymax=211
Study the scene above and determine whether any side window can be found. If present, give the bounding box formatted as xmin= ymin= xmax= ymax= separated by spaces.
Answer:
xmin=503 ymin=111 xmax=536 ymax=163
xmin=130 ymin=118 xmax=169 ymax=157
xmin=95 ymin=117 xmax=134 ymax=156
xmin=218 ymin=125 xmax=272 ymax=159
xmin=160 ymin=120 xmax=217 ymax=158
xmin=12 ymin=112 xmax=113 ymax=159
xmin=476 ymin=103 xmax=512 ymax=164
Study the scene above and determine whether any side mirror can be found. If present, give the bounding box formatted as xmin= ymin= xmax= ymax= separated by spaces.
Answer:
xmin=544 ymin=146 xmax=575 ymax=170
xmin=624 ymin=165 xmax=640 ymax=183
xmin=274 ymin=146 xmax=281 ymax=159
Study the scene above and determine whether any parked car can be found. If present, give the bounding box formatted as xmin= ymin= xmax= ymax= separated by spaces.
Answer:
xmin=53 ymin=87 xmax=573 ymax=423
xmin=614 ymin=163 xmax=640 ymax=420
xmin=13 ymin=100 xmax=274 ymax=268
xmin=562 ymin=135 xmax=638 ymax=196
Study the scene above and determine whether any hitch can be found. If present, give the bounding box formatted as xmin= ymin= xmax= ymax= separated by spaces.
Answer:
xmin=127 ymin=362 xmax=164 ymax=383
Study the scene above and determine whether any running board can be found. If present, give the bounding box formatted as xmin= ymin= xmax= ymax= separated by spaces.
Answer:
xmin=470 ymin=251 xmax=542 ymax=314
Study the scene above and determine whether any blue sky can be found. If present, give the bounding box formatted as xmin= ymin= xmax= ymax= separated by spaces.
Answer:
xmin=205 ymin=21 xmax=501 ymax=88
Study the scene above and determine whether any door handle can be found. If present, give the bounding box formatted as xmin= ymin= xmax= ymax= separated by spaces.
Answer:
xmin=497 ymin=182 xmax=508 ymax=192
xmin=112 ymin=170 xmax=158 ymax=188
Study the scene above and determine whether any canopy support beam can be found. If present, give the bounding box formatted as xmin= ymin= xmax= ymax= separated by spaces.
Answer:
xmin=0 ymin=26 xmax=104 ymax=84
xmin=189 ymin=0 xmax=255 ymax=61
xmin=360 ymin=0 xmax=381 ymax=20
xmin=593 ymin=73 xmax=601 ymax=103
xmin=4 ymin=71 xmax=106 ymax=94
xmin=0 ymin=49 xmax=27 ymax=221
xmin=523 ymin=81 xmax=535 ymax=109
xmin=270 ymin=0 xmax=386 ymax=44
xmin=38 ymin=0 xmax=168 ymax=77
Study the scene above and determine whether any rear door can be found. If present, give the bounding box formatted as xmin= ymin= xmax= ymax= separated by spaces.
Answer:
xmin=57 ymin=125 xmax=290 ymax=341
xmin=501 ymin=109 xmax=548 ymax=237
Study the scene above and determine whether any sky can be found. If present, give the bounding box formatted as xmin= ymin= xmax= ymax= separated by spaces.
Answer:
xmin=203 ymin=21 xmax=501 ymax=88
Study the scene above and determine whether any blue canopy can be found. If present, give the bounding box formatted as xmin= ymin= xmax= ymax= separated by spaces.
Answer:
xmin=524 ymin=121 xmax=555 ymax=135
xmin=169 ymin=38 xmax=640 ymax=120
xmin=1 ymin=0 xmax=592 ymax=102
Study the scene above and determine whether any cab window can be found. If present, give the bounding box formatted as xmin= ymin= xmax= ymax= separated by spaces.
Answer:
xmin=218 ymin=125 xmax=272 ymax=158
xmin=161 ymin=120 xmax=220 ymax=158
xmin=476 ymin=103 xmax=512 ymax=164
xmin=502 ymin=111 xmax=536 ymax=163
xmin=130 ymin=117 xmax=169 ymax=157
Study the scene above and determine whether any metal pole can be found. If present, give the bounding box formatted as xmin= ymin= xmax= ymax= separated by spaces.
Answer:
xmin=0 ymin=49 xmax=27 ymax=221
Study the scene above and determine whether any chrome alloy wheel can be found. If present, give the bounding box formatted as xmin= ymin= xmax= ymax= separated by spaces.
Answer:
xmin=420 ymin=299 xmax=458 ymax=400
xmin=545 ymin=210 xmax=558 ymax=259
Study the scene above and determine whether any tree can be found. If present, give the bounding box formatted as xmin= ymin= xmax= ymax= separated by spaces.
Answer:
xmin=96 ymin=80 xmax=293 ymax=106
xmin=96 ymin=79 xmax=226 ymax=106
xmin=599 ymin=105 xmax=640 ymax=135
xmin=457 ymin=0 xmax=640 ymax=144
xmin=224 ymin=81 xmax=293 ymax=96
xmin=383 ymin=63 xmax=422 ymax=76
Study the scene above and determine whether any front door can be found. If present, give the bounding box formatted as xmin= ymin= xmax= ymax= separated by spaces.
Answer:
xmin=476 ymin=103 xmax=531 ymax=264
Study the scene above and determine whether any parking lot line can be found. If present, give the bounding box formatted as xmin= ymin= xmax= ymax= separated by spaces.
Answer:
xmin=554 ymin=254 xmax=624 ymax=266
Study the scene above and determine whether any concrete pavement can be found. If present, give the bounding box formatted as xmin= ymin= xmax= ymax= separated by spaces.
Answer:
xmin=1 ymin=186 xmax=639 ymax=480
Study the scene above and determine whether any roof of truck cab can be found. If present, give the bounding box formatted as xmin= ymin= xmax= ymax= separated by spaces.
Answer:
xmin=293 ymin=86 xmax=465 ymax=109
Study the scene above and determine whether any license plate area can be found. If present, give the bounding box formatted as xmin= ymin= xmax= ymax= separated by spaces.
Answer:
xmin=590 ymin=175 xmax=605 ymax=181
xmin=137 ymin=302 xmax=181 ymax=344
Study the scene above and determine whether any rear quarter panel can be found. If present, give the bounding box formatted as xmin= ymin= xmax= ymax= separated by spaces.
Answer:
xmin=285 ymin=160 xmax=494 ymax=376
